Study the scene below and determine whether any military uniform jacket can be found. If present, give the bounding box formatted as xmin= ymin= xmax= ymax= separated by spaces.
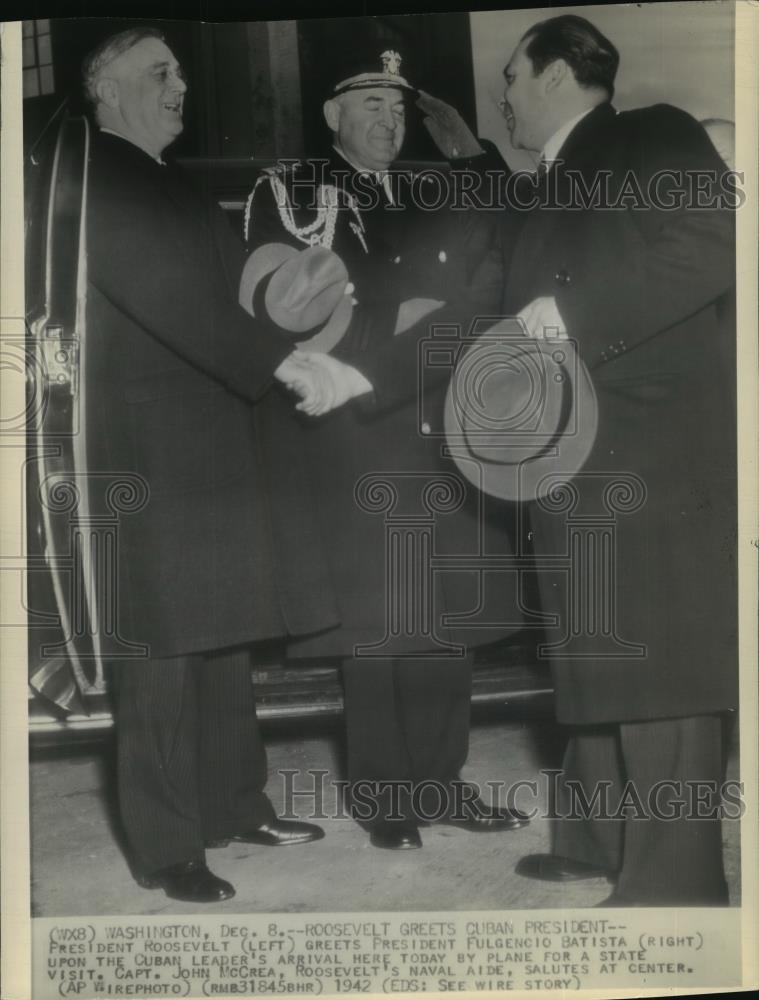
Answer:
xmin=481 ymin=103 xmax=738 ymax=724
xmin=245 ymin=153 xmax=525 ymax=658
xmin=84 ymin=131 xmax=340 ymax=659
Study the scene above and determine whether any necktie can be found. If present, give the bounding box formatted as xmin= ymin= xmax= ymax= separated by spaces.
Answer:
xmin=375 ymin=172 xmax=394 ymax=206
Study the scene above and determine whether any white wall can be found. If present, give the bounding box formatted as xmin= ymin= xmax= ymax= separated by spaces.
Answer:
xmin=469 ymin=1 xmax=735 ymax=169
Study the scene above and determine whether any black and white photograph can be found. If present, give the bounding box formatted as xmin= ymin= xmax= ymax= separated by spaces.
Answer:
xmin=1 ymin=1 xmax=757 ymax=997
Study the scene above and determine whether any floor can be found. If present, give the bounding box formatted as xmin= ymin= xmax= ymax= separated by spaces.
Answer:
xmin=29 ymin=719 xmax=741 ymax=917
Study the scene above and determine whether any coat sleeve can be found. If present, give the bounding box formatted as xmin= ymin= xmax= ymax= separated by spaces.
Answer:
xmin=349 ymin=146 xmax=514 ymax=414
xmin=348 ymin=298 xmax=476 ymax=414
xmin=554 ymin=106 xmax=736 ymax=369
xmin=449 ymin=139 xmax=512 ymax=312
xmin=87 ymin=157 xmax=291 ymax=405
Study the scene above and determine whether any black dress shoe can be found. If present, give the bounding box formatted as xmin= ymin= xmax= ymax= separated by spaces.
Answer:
xmin=205 ymin=819 xmax=325 ymax=849
xmin=438 ymin=797 xmax=530 ymax=831
xmin=369 ymin=821 xmax=422 ymax=850
xmin=138 ymin=860 xmax=235 ymax=902
xmin=515 ymin=853 xmax=615 ymax=883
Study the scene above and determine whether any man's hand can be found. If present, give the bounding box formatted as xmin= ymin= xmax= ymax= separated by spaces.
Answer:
xmin=274 ymin=353 xmax=327 ymax=408
xmin=517 ymin=296 xmax=568 ymax=340
xmin=291 ymin=351 xmax=373 ymax=417
xmin=416 ymin=90 xmax=484 ymax=160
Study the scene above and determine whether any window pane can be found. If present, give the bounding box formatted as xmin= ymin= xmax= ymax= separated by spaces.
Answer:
xmin=40 ymin=65 xmax=55 ymax=95
xmin=35 ymin=18 xmax=50 ymax=32
xmin=23 ymin=37 xmax=35 ymax=68
xmin=22 ymin=21 xmax=33 ymax=37
xmin=37 ymin=34 xmax=52 ymax=64
xmin=23 ymin=68 xmax=40 ymax=99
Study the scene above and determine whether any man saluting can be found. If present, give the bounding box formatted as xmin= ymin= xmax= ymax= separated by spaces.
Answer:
xmin=244 ymin=46 xmax=529 ymax=851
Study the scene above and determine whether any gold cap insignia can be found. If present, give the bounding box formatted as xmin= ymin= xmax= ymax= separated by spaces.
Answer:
xmin=380 ymin=50 xmax=402 ymax=76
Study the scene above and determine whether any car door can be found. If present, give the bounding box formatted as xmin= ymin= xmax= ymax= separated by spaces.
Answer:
xmin=26 ymin=112 xmax=104 ymax=716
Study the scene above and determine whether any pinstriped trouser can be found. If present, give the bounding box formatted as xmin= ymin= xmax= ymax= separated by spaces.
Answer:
xmin=553 ymin=715 xmax=730 ymax=905
xmin=341 ymin=654 xmax=473 ymax=826
xmin=113 ymin=646 xmax=275 ymax=875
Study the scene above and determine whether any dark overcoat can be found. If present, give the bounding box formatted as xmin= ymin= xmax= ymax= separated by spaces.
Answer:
xmin=246 ymin=154 xmax=526 ymax=658
xmin=495 ymin=103 xmax=738 ymax=724
xmin=84 ymin=131 xmax=339 ymax=659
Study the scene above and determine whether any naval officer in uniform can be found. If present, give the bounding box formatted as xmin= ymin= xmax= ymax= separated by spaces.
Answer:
xmin=243 ymin=48 xmax=530 ymax=850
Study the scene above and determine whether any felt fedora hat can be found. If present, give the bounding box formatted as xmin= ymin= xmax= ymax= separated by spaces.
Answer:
xmin=443 ymin=319 xmax=598 ymax=502
xmin=239 ymin=242 xmax=353 ymax=353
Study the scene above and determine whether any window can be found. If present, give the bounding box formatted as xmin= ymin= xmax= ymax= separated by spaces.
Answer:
xmin=23 ymin=20 xmax=54 ymax=98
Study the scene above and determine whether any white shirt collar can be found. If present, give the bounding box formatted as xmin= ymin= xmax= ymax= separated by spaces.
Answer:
xmin=540 ymin=107 xmax=596 ymax=170
xmin=333 ymin=145 xmax=395 ymax=205
xmin=99 ymin=127 xmax=166 ymax=165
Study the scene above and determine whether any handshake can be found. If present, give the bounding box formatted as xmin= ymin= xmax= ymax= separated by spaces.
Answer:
xmin=274 ymin=350 xmax=374 ymax=417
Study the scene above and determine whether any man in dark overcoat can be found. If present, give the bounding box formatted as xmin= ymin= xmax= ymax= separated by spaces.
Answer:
xmin=428 ymin=14 xmax=738 ymax=904
xmin=81 ymin=27 xmax=353 ymax=902
xmin=245 ymin=49 xmax=530 ymax=850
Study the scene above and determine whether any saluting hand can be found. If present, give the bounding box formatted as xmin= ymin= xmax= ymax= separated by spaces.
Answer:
xmin=416 ymin=90 xmax=484 ymax=160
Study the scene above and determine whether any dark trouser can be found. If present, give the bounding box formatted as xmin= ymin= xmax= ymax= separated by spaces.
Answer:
xmin=341 ymin=653 xmax=473 ymax=826
xmin=113 ymin=647 xmax=275 ymax=875
xmin=553 ymin=715 xmax=730 ymax=905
